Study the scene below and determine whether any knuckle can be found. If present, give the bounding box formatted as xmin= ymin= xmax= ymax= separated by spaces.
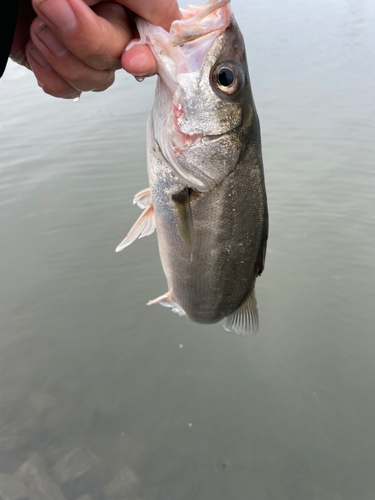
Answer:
xmin=82 ymin=29 xmax=119 ymax=71
xmin=84 ymin=50 xmax=113 ymax=71
xmin=93 ymin=71 xmax=115 ymax=92
xmin=106 ymin=59 xmax=122 ymax=71
xmin=30 ymin=16 xmax=42 ymax=35
xmin=31 ymin=0 xmax=44 ymax=12
xmin=71 ymin=70 xmax=115 ymax=93
xmin=41 ymin=80 xmax=77 ymax=99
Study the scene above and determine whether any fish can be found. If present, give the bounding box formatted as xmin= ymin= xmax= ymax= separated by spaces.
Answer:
xmin=116 ymin=0 xmax=268 ymax=335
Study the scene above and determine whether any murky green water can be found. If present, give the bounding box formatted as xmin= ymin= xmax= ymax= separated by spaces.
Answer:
xmin=1 ymin=0 xmax=375 ymax=498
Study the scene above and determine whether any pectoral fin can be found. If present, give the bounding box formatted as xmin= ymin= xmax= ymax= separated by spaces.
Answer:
xmin=223 ymin=286 xmax=259 ymax=335
xmin=171 ymin=188 xmax=194 ymax=248
xmin=116 ymin=203 xmax=156 ymax=252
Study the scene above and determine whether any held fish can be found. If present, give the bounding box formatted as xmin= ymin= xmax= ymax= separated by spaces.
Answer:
xmin=116 ymin=0 xmax=268 ymax=335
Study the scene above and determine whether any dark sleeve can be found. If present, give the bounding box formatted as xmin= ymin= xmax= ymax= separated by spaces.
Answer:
xmin=0 ymin=0 xmax=21 ymax=78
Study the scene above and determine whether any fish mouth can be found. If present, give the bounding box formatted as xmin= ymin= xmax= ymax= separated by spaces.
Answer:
xmin=170 ymin=0 xmax=232 ymax=47
xmin=163 ymin=107 xmax=241 ymax=192
xmin=170 ymin=102 xmax=226 ymax=154
xmin=171 ymin=130 xmax=224 ymax=155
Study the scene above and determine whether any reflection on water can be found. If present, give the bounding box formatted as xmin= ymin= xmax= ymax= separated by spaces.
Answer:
xmin=1 ymin=0 xmax=375 ymax=498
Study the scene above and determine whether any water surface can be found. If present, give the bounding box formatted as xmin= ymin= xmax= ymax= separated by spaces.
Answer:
xmin=1 ymin=0 xmax=375 ymax=498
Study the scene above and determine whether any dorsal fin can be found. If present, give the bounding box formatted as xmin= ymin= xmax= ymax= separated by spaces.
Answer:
xmin=255 ymin=208 xmax=268 ymax=277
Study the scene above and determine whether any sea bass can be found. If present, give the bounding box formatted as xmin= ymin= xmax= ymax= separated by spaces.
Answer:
xmin=116 ymin=0 xmax=268 ymax=335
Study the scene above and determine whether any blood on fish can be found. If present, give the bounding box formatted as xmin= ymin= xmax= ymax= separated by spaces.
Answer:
xmin=173 ymin=104 xmax=184 ymax=121
xmin=172 ymin=103 xmax=201 ymax=156
xmin=172 ymin=132 xmax=201 ymax=156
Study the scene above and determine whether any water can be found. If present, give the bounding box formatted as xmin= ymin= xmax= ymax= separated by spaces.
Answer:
xmin=1 ymin=0 xmax=375 ymax=498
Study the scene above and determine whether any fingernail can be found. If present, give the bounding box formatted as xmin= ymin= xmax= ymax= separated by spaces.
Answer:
xmin=27 ymin=45 xmax=52 ymax=70
xmin=36 ymin=0 xmax=76 ymax=33
xmin=36 ymin=24 xmax=68 ymax=57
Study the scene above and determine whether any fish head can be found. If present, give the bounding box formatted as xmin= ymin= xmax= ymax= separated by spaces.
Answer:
xmin=139 ymin=0 xmax=257 ymax=190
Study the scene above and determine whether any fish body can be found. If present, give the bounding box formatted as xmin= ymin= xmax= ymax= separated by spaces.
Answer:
xmin=117 ymin=0 xmax=268 ymax=334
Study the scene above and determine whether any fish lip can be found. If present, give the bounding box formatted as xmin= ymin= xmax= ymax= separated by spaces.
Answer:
xmin=171 ymin=131 xmax=224 ymax=154
xmin=170 ymin=0 xmax=232 ymax=47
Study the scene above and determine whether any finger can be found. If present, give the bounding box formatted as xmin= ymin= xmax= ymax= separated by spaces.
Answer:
xmin=26 ymin=40 xmax=81 ymax=99
xmin=110 ymin=0 xmax=181 ymax=31
xmin=30 ymin=16 xmax=115 ymax=92
xmin=121 ymin=43 xmax=157 ymax=77
xmin=118 ymin=0 xmax=180 ymax=77
xmin=83 ymin=0 xmax=180 ymax=31
xmin=31 ymin=0 xmax=132 ymax=70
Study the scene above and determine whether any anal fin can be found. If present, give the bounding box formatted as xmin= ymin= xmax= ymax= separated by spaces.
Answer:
xmin=147 ymin=292 xmax=186 ymax=316
xmin=223 ymin=286 xmax=259 ymax=336
xmin=116 ymin=203 xmax=155 ymax=252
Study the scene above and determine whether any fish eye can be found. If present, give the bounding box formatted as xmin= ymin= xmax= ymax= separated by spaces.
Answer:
xmin=212 ymin=62 xmax=242 ymax=96
xmin=218 ymin=68 xmax=235 ymax=87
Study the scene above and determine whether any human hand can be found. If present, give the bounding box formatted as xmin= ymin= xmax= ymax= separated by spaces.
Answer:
xmin=118 ymin=0 xmax=181 ymax=77
xmin=10 ymin=0 xmax=180 ymax=99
